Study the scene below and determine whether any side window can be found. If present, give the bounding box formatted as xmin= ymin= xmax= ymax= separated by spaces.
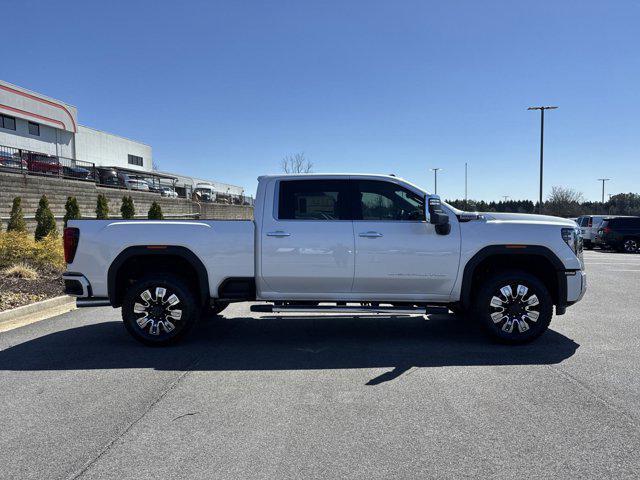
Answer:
xmin=578 ymin=217 xmax=587 ymax=227
xmin=356 ymin=180 xmax=425 ymax=221
xmin=278 ymin=180 xmax=350 ymax=220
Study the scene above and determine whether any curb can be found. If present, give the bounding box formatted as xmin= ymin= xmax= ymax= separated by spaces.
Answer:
xmin=0 ymin=295 xmax=76 ymax=332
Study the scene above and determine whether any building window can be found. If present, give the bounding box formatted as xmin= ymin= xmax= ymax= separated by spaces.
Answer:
xmin=1 ymin=114 xmax=16 ymax=131
xmin=128 ymin=154 xmax=143 ymax=167
xmin=28 ymin=122 xmax=40 ymax=136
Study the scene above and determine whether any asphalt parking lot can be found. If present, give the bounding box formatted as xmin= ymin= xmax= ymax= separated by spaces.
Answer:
xmin=1 ymin=250 xmax=639 ymax=480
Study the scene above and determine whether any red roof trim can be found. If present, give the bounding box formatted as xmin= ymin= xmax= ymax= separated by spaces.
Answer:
xmin=0 ymin=84 xmax=77 ymax=132
xmin=0 ymin=103 xmax=67 ymax=130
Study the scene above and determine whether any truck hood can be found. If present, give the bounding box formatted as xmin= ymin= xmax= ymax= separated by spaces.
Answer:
xmin=481 ymin=212 xmax=576 ymax=227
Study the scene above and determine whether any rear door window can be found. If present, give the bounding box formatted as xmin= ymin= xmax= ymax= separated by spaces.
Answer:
xmin=277 ymin=180 xmax=351 ymax=220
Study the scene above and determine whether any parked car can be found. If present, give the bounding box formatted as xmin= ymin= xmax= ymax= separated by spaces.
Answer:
xmin=63 ymin=165 xmax=93 ymax=180
xmin=63 ymin=173 xmax=586 ymax=347
xmin=97 ymin=168 xmax=123 ymax=187
xmin=575 ymin=215 xmax=608 ymax=249
xmin=118 ymin=173 xmax=150 ymax=191
xmin=596 ymin=217 xmax=640 ymax=253
xmin=0 ymin=151 xmax=27 ymax=170
xmin=143 ymin=180 xmax=163 ymax=194
xmin=24 ymin=152 xmax=63 ymax=175
xmin=160 ymin=186 xmax=178 ymax=198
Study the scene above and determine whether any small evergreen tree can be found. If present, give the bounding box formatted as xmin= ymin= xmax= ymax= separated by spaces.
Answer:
xmin=7 ymin=197 xmax=27 ymax=233
xmin=63 ymin=196 xmax=81 ymax=227
xmin=34 ymin=195 xmax=57 ymax=240
xmin=147 ymin=201 xmax=164 ymax=220
xmin=96 ymin=194 xmax=109 ymax=219
xmin=120 ymin=196 xmax=135 ymax=219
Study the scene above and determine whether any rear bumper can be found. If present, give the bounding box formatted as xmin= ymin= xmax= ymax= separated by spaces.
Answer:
xmin=62 ymin=273 xmax=92 ymax=297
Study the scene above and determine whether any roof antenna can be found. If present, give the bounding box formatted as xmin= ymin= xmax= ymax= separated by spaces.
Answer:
xmin=389 ymin=173 xmax=396 ymax=177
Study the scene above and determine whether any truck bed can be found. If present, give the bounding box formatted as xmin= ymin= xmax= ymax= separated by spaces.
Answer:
xmin=67 ymin=219 xmax=255 ymax=298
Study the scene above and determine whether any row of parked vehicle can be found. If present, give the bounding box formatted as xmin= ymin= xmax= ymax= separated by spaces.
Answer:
xmin=575 ymin=215 xmax=640 ymax=253
xmin=0 ymin=150 xmax=180 ymax=198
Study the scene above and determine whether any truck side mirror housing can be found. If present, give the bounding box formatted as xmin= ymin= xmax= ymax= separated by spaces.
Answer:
xmin=427 ymin=196 xmax=451 ymax=235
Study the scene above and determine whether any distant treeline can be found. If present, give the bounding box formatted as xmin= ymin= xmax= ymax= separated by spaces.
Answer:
xmin=446 ymin=191 xmax=640 ymax=218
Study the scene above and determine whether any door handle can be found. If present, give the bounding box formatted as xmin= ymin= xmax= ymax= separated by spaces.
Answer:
xmin=359 ymin=231 xmax=383 ymax=238
xmin=266 ymin=231 xmax=291 ymax=237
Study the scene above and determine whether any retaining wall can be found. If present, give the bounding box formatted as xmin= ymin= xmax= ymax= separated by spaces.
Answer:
xmin=0 ymin=171 xmax=253 ymax=231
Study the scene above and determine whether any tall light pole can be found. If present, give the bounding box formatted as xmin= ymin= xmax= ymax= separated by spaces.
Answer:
xmin=430 ymin=168 xmax=442 ymax=195
xmin=502 ymin=195 xmax=510 ymax=202
xmin=597 ymin=178 xmax=610 ymax=203
xmin=464 ymin=162 xmax=468 ymax=203
xmin=528 ymin=106 xmax=558 ymax=213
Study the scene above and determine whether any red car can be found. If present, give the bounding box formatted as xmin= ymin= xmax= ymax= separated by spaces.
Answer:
xmin=24 ymin=152 xmax=63 ymax=175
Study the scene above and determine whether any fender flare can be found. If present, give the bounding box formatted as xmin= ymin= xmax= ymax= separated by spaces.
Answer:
xmin=459 ymin=245 xmax=567 ymax=310
xmin=107 ymin=246 xmax=210 ymax=306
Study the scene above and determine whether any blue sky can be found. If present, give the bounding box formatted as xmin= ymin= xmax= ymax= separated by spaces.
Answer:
xmin=3 ymin=1 xmax=639 ymax=200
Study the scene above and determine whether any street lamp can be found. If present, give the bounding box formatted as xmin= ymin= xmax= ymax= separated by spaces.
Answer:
xmin=597 ymin=178 xmax=610 ymax=203
xmin=430 ymin=168 xmax=442 ymax=195
xmin=528 ymin=106 xmax=558 ymax=213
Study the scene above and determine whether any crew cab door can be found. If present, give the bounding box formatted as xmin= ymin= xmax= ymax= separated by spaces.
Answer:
xmin=351 ymin=179 xmax=460 ymax=299
xmin=259 ymin=179 xmax=355 ymax=297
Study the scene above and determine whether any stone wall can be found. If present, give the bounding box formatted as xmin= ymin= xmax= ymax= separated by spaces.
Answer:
xmin=0 ymin=171 xmax=253 ymax=231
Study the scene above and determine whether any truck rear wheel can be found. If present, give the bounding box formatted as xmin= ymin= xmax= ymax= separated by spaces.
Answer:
xmin=474 ymin=270 xmax=553 ymax=344
xmin=122 ymin=274 xmax=199 ymax=346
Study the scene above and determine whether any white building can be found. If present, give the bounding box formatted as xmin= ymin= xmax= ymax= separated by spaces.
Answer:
xmin=0 ymin=79 xmax=243 ymax=195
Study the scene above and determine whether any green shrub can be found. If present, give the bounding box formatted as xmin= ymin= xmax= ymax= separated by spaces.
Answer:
xmin=34 ymin=195 xmax=57 ymax=241
xmin=120 ymin=196 xmax=135 ymax=219
xmin=7 ymin=197 xmax=27 ymax=233
xmin=0 ymin=231 xmax=65 ymax=272
xmin=63 ymin=196 xmax=81 ymax=227
xmin=147 ymin=201 xmax=164 ymax=220
xmin=96 ymin=194 xmax=109 ymax=219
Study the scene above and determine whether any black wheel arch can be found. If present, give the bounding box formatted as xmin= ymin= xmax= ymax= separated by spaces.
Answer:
xmin=459 ymin=245 xmax=569 ymax=314
xmin=108 ymin=246 xmax=210 ymax=307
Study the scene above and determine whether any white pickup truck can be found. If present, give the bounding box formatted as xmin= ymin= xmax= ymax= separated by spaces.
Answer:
xmin=63 ymin=174 xmax=586 ymax=346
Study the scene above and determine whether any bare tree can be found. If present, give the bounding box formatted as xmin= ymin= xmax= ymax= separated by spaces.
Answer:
xmin=152 ymin=159 xmax=161 ymax=171
xmin=281 ymin=152 xmax=313 ymax=174
xmin=545 ymin=186 xmax=584 ymax=217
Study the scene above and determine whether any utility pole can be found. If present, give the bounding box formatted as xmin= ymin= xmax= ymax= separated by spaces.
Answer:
xmin=597 ymin=178 xmax=610 ymax=203
xmin=528 ymin=106 xmax=558 ymax=213
xmin=464 ymin=162 xmax=468 ymax=203
xmin=502 ymin=196 xmax=510 ymax=202
xmin=430 ymin=168 xmax=442 ymax=195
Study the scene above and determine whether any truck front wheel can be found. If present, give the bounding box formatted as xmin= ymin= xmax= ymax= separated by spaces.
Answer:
xmin=474 ymin=270 xmax=553 ymax=344
xmin=122 ymin=275 xmax=199 ymax=346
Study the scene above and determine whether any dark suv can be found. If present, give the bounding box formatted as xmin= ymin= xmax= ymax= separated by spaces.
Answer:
xmin=597 ymin=217 xmax=640 ymax=253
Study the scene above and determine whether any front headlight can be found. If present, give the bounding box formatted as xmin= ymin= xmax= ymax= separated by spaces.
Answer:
xmin=561 ymin=227 xmax=583 ymax=255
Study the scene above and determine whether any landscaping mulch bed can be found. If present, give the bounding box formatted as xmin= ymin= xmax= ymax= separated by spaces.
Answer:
xmin=0 ymin=271 xmax=64 ymax=312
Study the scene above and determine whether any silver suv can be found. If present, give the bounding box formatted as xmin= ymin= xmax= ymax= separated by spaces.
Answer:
xmin=576 ymin=215 xmax=607 ymax=249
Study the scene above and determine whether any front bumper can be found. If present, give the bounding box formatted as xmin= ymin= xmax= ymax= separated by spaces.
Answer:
xmin=566 ymin=270 xmax=587 ymax=303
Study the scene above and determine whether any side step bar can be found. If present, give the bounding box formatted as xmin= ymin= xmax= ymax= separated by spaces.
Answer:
xmin=250 ymin=304 xmax=449 ymax=315
xmin=76 ymin=298 xmax=111 ymax=308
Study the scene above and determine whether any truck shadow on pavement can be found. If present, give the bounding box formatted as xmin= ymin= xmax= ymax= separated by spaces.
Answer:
xmin=0 ymin=312 xmax=579 ymax=384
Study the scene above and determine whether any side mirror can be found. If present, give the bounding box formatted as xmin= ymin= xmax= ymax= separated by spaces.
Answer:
xmin=427 ymin=196 xmax=451 ymax=235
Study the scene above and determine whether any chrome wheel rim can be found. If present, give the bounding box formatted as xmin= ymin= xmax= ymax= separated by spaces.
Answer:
xmin=489 ymin=284 xmax=540 ymax=334
xmin=624 ymin=240 xmax=638 ymax=253
xmin=133 ymin=287 xmax=182 ymax=336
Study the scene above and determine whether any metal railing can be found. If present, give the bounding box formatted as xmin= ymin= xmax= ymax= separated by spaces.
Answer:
xmin=0 ymin=144 xmax=253 ymax=204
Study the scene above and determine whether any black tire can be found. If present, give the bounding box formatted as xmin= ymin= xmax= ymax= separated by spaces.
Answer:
xmin=473 ymin=270 xmax=553 ymax=344
xmin=623 ymin=238 xmax=639 ymax=254
xmin=122 ymin=274 xmax=199 ymax=346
